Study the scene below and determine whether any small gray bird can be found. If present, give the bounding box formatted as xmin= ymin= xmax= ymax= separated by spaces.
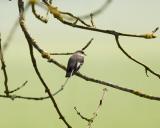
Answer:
xmin=66 ymin=50 xmax=86 ymax=77
xmin=54 ymin=50 xmax=86 ymax=95
xmin=53 ymin=50 xmax=86 ymax=96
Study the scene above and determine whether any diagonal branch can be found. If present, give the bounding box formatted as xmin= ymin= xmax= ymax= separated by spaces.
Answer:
xmin=28 ymin=31 xmax=72 ymax=128
xmin=18 ymin=0 xmax=72 ymax=127
xmin=81 ymin=38 xmax=94 ymax=51
xmin=49 ymin=59 xmax=160 ymax=101
xmin=74 ymin=107 xmax=92 ymax=122
xmin=9 ymin=81 xmax=28 ymax=94
xmin=114 ymin=35 xmax=160 ymax=78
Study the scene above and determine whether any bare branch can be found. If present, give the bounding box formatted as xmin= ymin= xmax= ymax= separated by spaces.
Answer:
xmin=61 ymin=19 xmax=157 ymax=39
xmin=1 ymin=34 xmax=30 ymax=95
xmin=18 ymin=0 xmax=72 ymax=127
xmin=50 ymin=52 xmax=73 ymax=56
xmin=74 ymin=88 xmax=107 ymax=127
xmin=60 ymin=11 xmax=91 ymax=27
xmin=88 ymin=88 xmax=107 ymax=127
xmin=0 ymin=86 xmax=72 ymax=100
xmin=29 ymin=33 xmax=72 ymax=128
xmin=49 ymin=59 xmax=160 ymax=101
xmin=114 ymin=35 xmax=160 ymax=79
xmin=74 ymin=107 xmax=92 ymax=122
xmin=81 ymin=38 xmax=94 ymax=51
xmin=0 ymin=33 xmax=9 ymax=96
xmin=9 ymin=81 xmax=28 ymax=94
xmin=0 ymin=94 xmax=49 ymax=101
xmin=0 ymin=90 xmax=67 ymax=101
xmin=90 ymin=14 xmax=95 ymax=28
xmin=31 ymin=3 xmax=48 ymax=23
xmin=152 ymin=27 xmax=159 ymax=33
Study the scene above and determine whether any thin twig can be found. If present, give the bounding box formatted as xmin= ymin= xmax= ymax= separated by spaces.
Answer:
xmin=0 ymin=90 xmax=67 ymax=101
xmin=0 ymin=94 xmax=49 ymax=100
xmin=152 ymin=27 xmax=159 ymax=33
xmin=50 ymin=38 xmax=93 ymax=56
xmin=0 ymin=33 xmax=9 ymax=96
xmin=74 ymin=88 xmax=107 ymax=128
xmin=74 ymin=107 xmax=92 ymax=122
xmin=50 ymin=52 xmax=73 ymax=56
xmin=9 ymin=81 xmax=28 ymax=94
xmin=90 ymin=14 xmax=95 ymax=28
xmin=60 ymin=11 xmax=91 ymax=27
xmin=31 ymin=3 xmax=48 ymax=23
xmin=88 ymin=88 xmax=107 ymax=127
xmin=81 ymin=38 xmax=94 ymax=51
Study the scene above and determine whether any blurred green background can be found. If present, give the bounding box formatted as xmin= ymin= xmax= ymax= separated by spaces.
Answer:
xmin=0 ymin=0 xmax=160 ymax=128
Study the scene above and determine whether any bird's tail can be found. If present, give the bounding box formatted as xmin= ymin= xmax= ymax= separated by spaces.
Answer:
xmin=65 ymin=72 xmax=71 ymax=77
xmin=62 ymin=77 xmax=69 ymax=88
xmin=65 ymin=70 xmax=74 ymax=77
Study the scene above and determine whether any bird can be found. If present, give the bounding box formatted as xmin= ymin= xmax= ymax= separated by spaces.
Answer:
xmin=65 ymin=50 xmax=86 ymax=77
xmin=53 ymin=50 xmax=86 ymax=96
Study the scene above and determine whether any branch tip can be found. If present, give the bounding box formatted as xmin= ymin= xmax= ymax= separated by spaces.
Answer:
xmin=152 ymin=27 xmax=159 ymax=33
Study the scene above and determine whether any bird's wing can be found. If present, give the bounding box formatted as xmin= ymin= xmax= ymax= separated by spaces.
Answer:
xmin=74 ymin=55 xmax=84 ymax=73
xmin=66 ymin=55 xmax=77 ymax=77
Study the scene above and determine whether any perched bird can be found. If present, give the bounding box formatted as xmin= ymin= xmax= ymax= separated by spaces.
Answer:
xmin=66 ymin=50 xmax=86 ymax=77
xmin=53 ymin=50 xmax=86 ymax=96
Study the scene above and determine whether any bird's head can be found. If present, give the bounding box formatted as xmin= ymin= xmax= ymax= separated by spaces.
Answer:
xmin=75 ymin=50 xmax=86 ymax=56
